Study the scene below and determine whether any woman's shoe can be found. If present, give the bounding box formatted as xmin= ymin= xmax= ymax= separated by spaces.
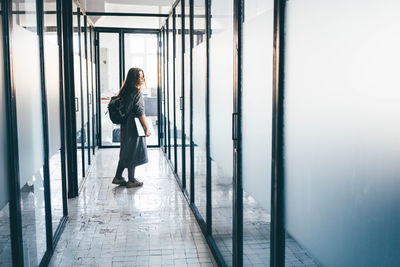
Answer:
xmin=112 ymin=177 xmax=127 ymax=186
xmin=126 ymin=180 xmax=143 ymax=188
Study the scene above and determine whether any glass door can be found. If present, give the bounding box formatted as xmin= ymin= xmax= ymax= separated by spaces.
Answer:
xmin=124 ymin=33 xmax=159 ymax=146
xmin=73 ymin=4 xmax=84 ymax=185
xmin=99 ymin=32 xmax=120 ymax=146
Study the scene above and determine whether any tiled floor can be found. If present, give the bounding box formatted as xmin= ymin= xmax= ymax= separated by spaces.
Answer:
xmin=49 ymin=148 xmax=217 ymax=267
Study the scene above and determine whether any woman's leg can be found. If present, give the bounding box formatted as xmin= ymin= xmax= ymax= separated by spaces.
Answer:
xmin=126 ymin=164 xmax=143 ymax=188
xmin=115 ymin=160 xmax=125 ymax=178
xmin=128 ymin=165 xmax=136 ymax=182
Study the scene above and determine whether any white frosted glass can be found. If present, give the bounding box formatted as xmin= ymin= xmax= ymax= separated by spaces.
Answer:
xmin=192 ymin=42 xmax=206 ymax=149
xmin=74 ymin=54 xmax=82 ymax=129
xmin=82 ymin=58 xmax=88 ymax=125
xmin=209 ymin=27 xmax=233 ymax=179
xmin=13 ymin=25 xmax=44 ymax=188
xmin=0 ymin=19 xmax=9 ymax=209
xmin=44 ymin=34 xmax=61 ymax=157
xmin=242 ymin=8 xmax=273 ymax=211
xmin=284 ymin=1 xmax=400 ymax=266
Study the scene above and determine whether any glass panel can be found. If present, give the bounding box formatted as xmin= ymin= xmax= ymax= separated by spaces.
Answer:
xmin=175 ymin=4 xmax=183 ymax=182
xmin=124 ymin=34 xmax=159 ymax=146
xmin=86 ymin=25 xmax=93 ymax=156
xmin=168 ymin=17 xmax=175 ymax=167
xmin=0 ymin=9 xmax=13 ymax=265
xmin=284 ymin=1 xmax=400 ymax=266
xmin=160 ymin=29 xmax=166 ymax=151
xmin=81 ymin=13 xmax=89 ymax=174
xmin=91 ymin=27 xmax=97 ymax=150
xmin=209 ymin=0 xmax=234 ymax=264
xmin=99 ymin=32 xmax=120 ymax=145
xmin=12 ymin=0 xmax=47 ymax=264
xmin=193 ymin=0 xmax=207 ymax=223
xmin=43 ymin=0 xmax=63 ymax=236
xmin=183 ymin=0 xmax=191 ymax=195
xmin=242 ymin=1 xmax=273 ymax=266
xmin=73 ymin=4 xmax=83 ymax=184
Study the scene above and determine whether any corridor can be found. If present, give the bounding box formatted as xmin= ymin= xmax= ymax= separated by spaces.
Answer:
xmin=48 ymin=149 xmax=216 ymax=266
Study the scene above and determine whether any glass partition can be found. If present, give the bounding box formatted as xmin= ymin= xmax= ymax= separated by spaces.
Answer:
xmin=86 ymin=24 xmax=93 ymax=157
xmin=0 ymin=5 xmax=12 ymax=264
xmin=81 ymin=13 xmax=89 ymax=175
xmin=284 ymin=0 xmax=400 ymax=266
xmin=43 ymin=0 xmax=64 ymax=236
xmin=241 ymin=1 xmax=274 ymax=266
xmin=73 ymin=4 xmax=83 ymax=184
xmin=209 ymin=0 xmax=234 ymax=264
xmin=183 ymin=0 xmax=191 ymax=196
xmin=124 ymin=33 xmax=159 ymax=146
xmin=90 ymin=27 xmax=97 ymax=152
xmin=12 ymin=0 xmax=47 ymax=264
xmin=160 ymin=29 xmax=165 ymax=151
xmin=168 ymin=17 xmax=175 ymax=167
xmin=192 ymin=0 xmax=207 ymax=223
xmin=175 ymin=3 xmax=183 ymax=182
xmin=99 ymin=32 xmax=120 ymax=145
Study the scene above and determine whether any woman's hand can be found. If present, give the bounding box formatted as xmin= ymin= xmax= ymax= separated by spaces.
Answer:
xmin=145 ymin=128 xmax=151 ymax=137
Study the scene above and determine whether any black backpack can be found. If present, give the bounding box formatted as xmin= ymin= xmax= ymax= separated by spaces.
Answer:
xmin=108 ymin=96 xmax=127 ymax=124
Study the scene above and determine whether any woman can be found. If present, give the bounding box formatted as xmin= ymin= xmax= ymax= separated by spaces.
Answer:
xmin=112 ymin=67 xmax=151 ymax=188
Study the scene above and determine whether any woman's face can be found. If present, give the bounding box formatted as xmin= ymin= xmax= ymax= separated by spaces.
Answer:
xmin=137 ymin=71 xmax=145 ymax=87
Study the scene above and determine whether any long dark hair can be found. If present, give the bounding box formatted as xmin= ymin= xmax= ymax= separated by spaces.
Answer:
xmin=117 ymin=67 xmax=145 ymax=97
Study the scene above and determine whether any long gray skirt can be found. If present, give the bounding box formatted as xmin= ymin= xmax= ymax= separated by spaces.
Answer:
xmin=118 ymin=114 xmax=148 ymax=168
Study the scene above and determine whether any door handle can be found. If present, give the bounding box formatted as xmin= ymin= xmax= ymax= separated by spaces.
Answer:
xmin=232 ymin=113 xmax=239 ymax=140
xmin=75 ymin=97 xmax=79 ymax=112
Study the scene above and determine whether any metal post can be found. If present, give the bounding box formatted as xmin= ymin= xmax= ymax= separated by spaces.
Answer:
xmin=271 ymin=0 xmax=286 ymax=266
xmin=181 ymin=0 xmax=186 ymax=190
xmin=205 ymin=0 xmax=212 ymax=236
xmin=2 ymin=0 xmax=24 ymax=264
xmin=189 ymin=0 xmax=194 ymax=204
xmin=62 ymin=0 xmax=78 ymax=198
xmin=232 ymin=0 xmax=243 ymax=265
xmin=36 ymin=0 xmax=54 ymax=255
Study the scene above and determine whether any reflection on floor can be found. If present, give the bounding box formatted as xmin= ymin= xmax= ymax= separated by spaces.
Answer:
xmin=0 ymin=154 xmax=65 ymax=267
xmin=49 ymin=151 xmax=64 ymax=235
xmin=0 ymin=204 xmax=12 ymax=266
xmin=49 ymin=148 xmax=217 ymax=266
xmin=191 ymin=147 xmax=319 ymax=266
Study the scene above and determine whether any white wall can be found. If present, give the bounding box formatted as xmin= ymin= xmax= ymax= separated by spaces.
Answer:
xmin=284 ymin=0 xmax=400 ymax=266
xmin=242 ymin=7 xmax=273 ymax=212
xmin=13 ymin=25 xmax=44 ymax=188
xmin=44 ymin=34 xmax=61 ymax=157
xmin=209 ymin=26 xmax=233 ymax=180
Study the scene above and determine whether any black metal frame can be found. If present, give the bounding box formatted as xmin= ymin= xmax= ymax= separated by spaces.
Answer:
xmin=84 ymin=16 xmax=91 ymax=166
xmin=189 ymin=0 xmax=194 ymax=204
xmin=2 ymin=0 xmax=24 ymax=265
xmin=1 ymin=0 xmax=70 ymax=265
xmin=90 ymin=26 xmax=96 ymax=156
xmin=180 ymin=0 xmax=186 ymax=192
xmin=36 ymin=0 xmax=54 ymax=264
xmin=95 ymin=27 xmax=162 ymax=149
xmin=172 ymin=10 xmax=178 ymax=170
xmin=232 ymin=0 xmax=243 ymax=266
xmin=166 ymin=18 xmax=171 ymax=159
xmin=271 ymin=0 xmax=286 ymax=266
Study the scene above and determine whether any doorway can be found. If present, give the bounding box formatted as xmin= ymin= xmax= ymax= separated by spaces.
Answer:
xmin=96 ymin=29 xmax=160 ymax=147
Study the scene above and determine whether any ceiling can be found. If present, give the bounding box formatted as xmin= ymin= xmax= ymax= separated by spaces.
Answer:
xmin=83 ymin=0 xmax=174 ymax=13
xmin=81 ymin=0 xmax=173 ymax=27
